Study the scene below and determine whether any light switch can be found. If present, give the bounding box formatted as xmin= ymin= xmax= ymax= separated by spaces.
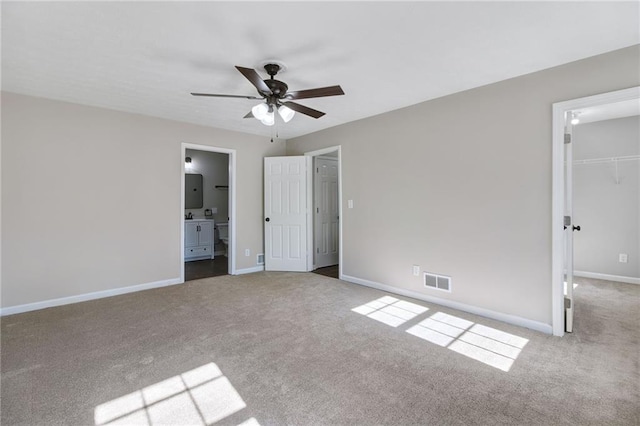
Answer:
xmin=619 ymin=253 xmax=628 ymax=263
xmin=348 ymin=200 xmax=354 ymax=209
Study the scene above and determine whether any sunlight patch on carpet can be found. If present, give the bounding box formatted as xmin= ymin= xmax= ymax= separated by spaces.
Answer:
xmin=94 ymin=362 xmax=259 ymax=426
xmin=351 ymin=296 xmax=429 ymax=327
xmin=407 ymin=312 xmax=529 ymax=372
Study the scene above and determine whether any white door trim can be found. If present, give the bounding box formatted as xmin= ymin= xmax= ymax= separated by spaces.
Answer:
xmin=181 ymin=143 xmax=237 ymax=278
xmin=551 ymin=86 xmax=640 ymax=336
xmin=304 ymin=146 xmax=342 ymax=276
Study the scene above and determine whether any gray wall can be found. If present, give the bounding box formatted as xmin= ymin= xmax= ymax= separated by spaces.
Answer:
xmin=1 ymin=92 xmax=285 ymax=308
xmin=573 ymin=116 xmax=640 ymax=278
xmin=287 ymin=45 xmax=640 ymax=327
xmin=184 ymin=149 xmax=229 ymax=223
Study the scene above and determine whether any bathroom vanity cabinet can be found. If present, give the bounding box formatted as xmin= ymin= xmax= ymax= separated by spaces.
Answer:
xmin=185 ymin=219 xmax=214 ymax=261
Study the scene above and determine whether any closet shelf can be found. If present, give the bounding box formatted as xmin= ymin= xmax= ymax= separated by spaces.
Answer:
xmin=572 ymin=154 xmax=639 ymax=185
xmin=572 ymin=154 xmax=640 ymax=165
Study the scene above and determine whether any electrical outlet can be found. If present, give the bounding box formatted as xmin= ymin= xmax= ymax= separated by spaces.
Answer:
xmin=211 ymin=207 xmax=218 ymax=214
xmin=619 ymin=253 xmax=628 ymax=263
xmin=412 ymin=265 xmax=420 ymax=276
xmin=245 ymin=249 xmax=250 ymax=257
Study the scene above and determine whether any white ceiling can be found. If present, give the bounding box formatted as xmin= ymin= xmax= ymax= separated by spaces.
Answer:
xmin=2 ymin=2 xmax=639 ymax=140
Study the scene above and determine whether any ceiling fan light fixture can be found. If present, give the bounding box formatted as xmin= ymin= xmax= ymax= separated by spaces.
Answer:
xmin=260 ymin=111 xmax=275 ymax=126
xmin=252 ymin=103 xmax=269 ymax=120
xmin=278 ymin=105 xmax=295 ymax=123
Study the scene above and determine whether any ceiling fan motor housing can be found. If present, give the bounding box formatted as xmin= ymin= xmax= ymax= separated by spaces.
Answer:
xmin=265 ymin=79 xmax=288 ymax=97
xmin=262 ymin=64 xmax=288 ymax=103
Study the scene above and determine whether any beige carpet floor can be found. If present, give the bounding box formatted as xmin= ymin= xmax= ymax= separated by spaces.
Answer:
xmin=1 ymin=273 xmax=638 ymax=425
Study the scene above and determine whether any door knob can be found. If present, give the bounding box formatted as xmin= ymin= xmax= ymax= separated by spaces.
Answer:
xmin=265 ymin=217 xmax=270 ymax=222
xmin=573 ymin=225 xmax=581 ymax=231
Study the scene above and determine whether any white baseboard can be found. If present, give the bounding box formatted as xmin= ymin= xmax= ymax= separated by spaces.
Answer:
xmin=235 ymin=265 xmax=265 ymax=275
xmin=574 ymin=270 xmax=640 ymax=285
xmin=0 ymin=278 xmax=182 ymax=316
xmin=340 ymin=273 xmax=553 ymax=335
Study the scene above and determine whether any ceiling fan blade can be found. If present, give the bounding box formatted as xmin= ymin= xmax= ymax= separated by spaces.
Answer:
xmin=235 ymin=66 xmax=272 ymax=95
xmin=243 ymin=111 xmax=254 ymax=119
xmin=282 ymin=101 xmax=325 ymax=119
xmin=191 ymin=93 xmax=262 ymax=100
xmin=285 ymin=85 xmax=344 ymax=100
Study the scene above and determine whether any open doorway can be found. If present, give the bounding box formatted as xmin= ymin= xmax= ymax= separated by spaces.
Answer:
xmin=551 ymin=87 xmax=639 ymax=336
xmin=572 ymin=103 xmax=639 ymax=286
xmin=306 ymin=146 xmax=341 ymax=279
xmin=181 ymin=144 xmax=237 ymax=282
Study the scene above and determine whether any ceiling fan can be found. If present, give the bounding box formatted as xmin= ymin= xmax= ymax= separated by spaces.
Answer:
xmin=191 ymin=63 xmax=344 ymax=126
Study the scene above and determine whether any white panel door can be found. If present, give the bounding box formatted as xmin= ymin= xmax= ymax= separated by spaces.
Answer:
xmin=315 ymin=157 xmax=339 ymax=268
xmin=264 ymin=156 xmax=308 ymax=272
xmin=564 ymin=113 xmax=575 ymax=333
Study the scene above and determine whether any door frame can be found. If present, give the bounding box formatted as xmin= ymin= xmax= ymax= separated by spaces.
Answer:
xmin=313 ymin=156 xmax=340 ymax=269
xmin=180 ymin=143 xmax=237 ymax=280
xmin=551 ymin=86 xmax=639 ymax=336
xmin=304 ymin=146 xmax=342 ymax=277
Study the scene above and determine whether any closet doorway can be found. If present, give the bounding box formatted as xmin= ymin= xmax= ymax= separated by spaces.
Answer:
xmin=307 ymin=147 xmax=341 ymax=279
xmin=571 ymin=103 xmax=639 ymax=287
xmin=551 ymin=86 xmax=639 ymax=336
xmin=181 ymin=144 xmax=237 ymax=282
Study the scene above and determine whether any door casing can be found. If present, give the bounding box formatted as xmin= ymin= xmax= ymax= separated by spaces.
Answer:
xmin=314 ymin=156 xmax=340 ymax=269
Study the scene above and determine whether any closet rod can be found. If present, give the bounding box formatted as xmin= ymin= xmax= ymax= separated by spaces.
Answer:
xmin=573 ymin=154 xmax=640 ymax=166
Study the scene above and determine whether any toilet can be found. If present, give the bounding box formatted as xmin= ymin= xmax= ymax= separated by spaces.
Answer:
xmin=216 ymin=222 xmax=229 ymax=254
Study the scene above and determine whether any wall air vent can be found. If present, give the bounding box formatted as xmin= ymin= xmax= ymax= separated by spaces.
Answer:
xmin=257 ymin=254 xmax=265 ymax=265
xmin=424 ymin=272 xmax=451 ymax=292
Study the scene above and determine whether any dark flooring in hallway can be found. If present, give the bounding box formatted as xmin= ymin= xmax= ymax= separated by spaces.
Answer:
xmin=312 ymin=264 xmax=339 ymax=279
xmin=185 ymin=256 xmax=228 ymax=281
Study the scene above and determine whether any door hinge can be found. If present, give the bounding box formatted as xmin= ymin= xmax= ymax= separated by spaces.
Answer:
xmin=317 ymin=207 xmax=319 ymax=213
xmin=317 ymin=248 xmax=319 ymax=253
xmin=564 ymin=133 xmax=571 ymax=144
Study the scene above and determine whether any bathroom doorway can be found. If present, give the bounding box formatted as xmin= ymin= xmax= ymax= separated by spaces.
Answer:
xmin=181 ymin=144 xmax=237 ymax=281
